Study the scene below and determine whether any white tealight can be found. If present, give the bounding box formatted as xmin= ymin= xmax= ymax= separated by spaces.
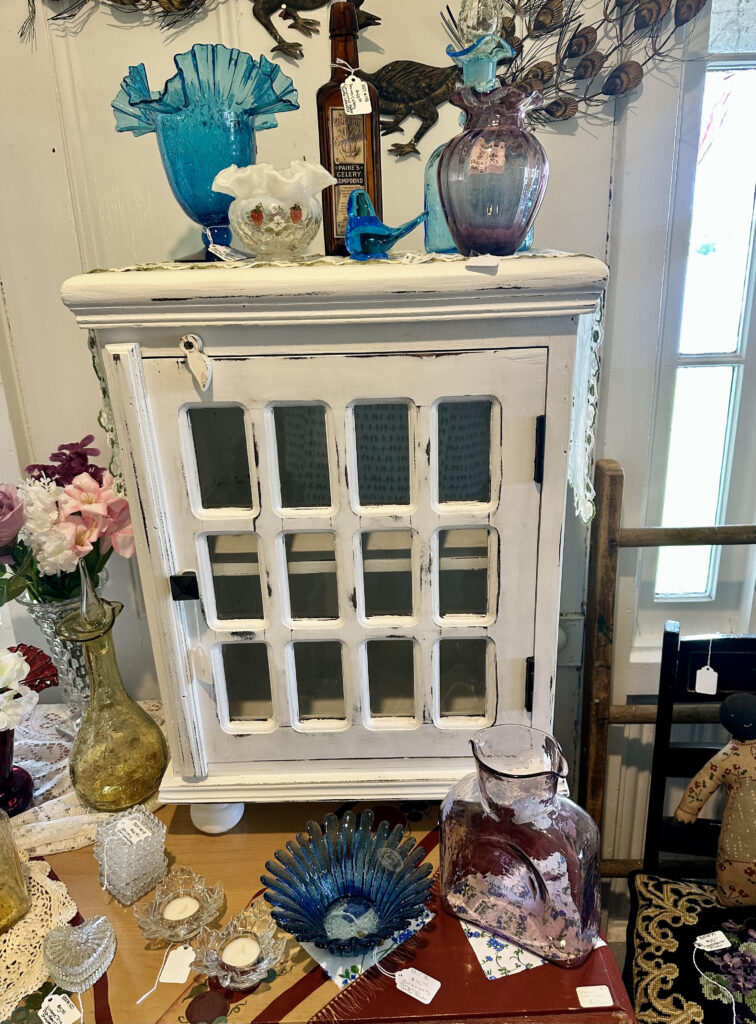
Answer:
xmin=222 ymin=935 xmax=261 ymax=969
xmin=162 ymin=895 xmax=200 ymax=921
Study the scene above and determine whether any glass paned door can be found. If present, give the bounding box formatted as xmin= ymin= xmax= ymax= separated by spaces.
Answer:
xmin=142 ymin=347 xmax=546 ymax=766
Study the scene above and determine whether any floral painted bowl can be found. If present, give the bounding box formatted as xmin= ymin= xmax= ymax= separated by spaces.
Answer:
xmin=261 ymin=810 xmax=433 ymax=957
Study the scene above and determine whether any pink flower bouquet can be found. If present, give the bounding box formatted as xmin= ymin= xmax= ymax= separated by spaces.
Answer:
xmin=0 ymin=436 xmax=135 ymax=605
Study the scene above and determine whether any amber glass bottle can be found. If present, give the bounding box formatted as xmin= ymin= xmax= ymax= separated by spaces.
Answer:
xmin=317 ymin=1 xmax=383 ymax=256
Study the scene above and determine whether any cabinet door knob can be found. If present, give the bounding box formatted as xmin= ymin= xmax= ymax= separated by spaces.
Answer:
xmin=170 ymin=572 xmax=200 ymax=601
xmin=180 ymin=334 xmax=213 ymax=392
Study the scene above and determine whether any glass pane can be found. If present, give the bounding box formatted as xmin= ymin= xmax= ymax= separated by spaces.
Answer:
xmin=438 ymin=400 xmax=492 ymax=502
xmin=678 ymin=69 xmax=756 ymax=354
xmin=366 ymin=639 xmax=415 ymax=718
xmin=709 ymin=0 xmax=756 ymax=53
xmin=293 ymin=641 xmax=345 ymax=721
xmin=655 ymin=366 xmax=734 ymax=597
xmin=208 ymin=534 xmax=264 ymax=620
xmin=188 ymin=407 xmax=252 ymax=509
xmin=353 ymin=403 xmax=411 ymax=506
xmin=273 ymin=405 xmax=331 ymax=508
xmin=285 ymin=532 xmax=339 ymax=619
xmin=221 ymin=643 xmax=273 ymax=721
xmin=361 ymin=530 xmax=413 ymax=617
xmin=439 ymin=528 xmax=491 ymax=617
xmin=438 ymin=638 xmax=488 ymax=717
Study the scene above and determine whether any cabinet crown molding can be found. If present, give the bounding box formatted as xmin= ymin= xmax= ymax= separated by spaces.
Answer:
xmin=61 ymin=254 xmax=609 ymax=330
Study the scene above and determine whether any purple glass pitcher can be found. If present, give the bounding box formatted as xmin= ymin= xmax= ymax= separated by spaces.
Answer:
xmin=440 ymin=725 xmax=600 ymax=967
xmin=437 ymin=86 xmax=549 ymax=257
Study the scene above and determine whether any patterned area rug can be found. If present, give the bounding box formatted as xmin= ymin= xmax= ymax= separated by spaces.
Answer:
xmin=625 ymin=871 xmax=756 ymax=1023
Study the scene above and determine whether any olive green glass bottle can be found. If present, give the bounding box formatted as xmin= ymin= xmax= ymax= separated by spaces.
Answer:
xmin=57 ymin=565 xmax=167 ymax=812
xmin=0 ymin=808 xmax=30 ymax=933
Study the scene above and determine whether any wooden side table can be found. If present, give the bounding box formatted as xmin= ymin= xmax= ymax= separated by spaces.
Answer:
xmin=40 ymin=802 xmax=634 ymax=1024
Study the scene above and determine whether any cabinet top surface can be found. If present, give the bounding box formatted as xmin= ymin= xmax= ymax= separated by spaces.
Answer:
xmin=61 ymin=252 xmax=608 ymax=329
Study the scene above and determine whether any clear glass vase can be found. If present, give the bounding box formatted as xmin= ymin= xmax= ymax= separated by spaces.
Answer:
xmin=439 ymin=725 xmax=600 ymax=968
xmin=17 ymin=567 xmax=109 ymax=730
xmin=438 ymin=85 xmax=549 ymax=257
xmin=56 ymin=568 xmax=167 ymax=813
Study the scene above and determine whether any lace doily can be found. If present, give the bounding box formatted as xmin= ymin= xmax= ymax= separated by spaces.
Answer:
xmin=10 ymin=700 xmax=164 ymax=858
xmin=568 ymin=294 xmax=604 ymax=523
xmin=0 ymin=858 xmax=77 ymax=1021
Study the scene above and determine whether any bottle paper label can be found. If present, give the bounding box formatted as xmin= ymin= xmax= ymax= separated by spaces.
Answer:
xmin=394 ymin=968 xmax=441 ymax=1004
xmin=330 ymin=108 xmax=367 ymax=237
xmin=113 ymin=818 xmax=152 ymax=845
xmin=340 ymin=74 xmax=372 ymax=115
xmin=38 ymin=994 xmax=81 ymax=1024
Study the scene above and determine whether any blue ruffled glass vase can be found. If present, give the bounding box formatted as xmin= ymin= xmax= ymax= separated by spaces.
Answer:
xmin=112 ymin=44 xmax=299 ymax=260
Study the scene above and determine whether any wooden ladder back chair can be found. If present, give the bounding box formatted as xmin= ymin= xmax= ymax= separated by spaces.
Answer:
xmin=644 ymin=621 xmax=756 ymax=876
xmin=578 ymin=459 xmax=756 ymax=877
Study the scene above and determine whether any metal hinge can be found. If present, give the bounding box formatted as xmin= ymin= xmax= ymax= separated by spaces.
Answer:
xmin=533 ymin=415 xmax=546 ymax=485
xmin=524 ymin=656 xmax=535 ymax=713
xmin=170 ymin=572 xmax=200 ymax=601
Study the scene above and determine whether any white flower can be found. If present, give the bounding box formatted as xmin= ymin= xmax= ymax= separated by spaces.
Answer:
xmin=19 ymin=478 xmax=80 ymax=576
xmin=0 ymin=683 xmax=38 ymax=731
xmin=0 ymin=648 xmax=30 ymax=690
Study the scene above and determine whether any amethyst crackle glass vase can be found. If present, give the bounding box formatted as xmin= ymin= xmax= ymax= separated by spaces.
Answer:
xmin=440 ymin=726 xmax=600 ymax=968
xmin=437 ymin=86 xmax=548 ymax=257
xmin=112 ymin=44 xmax=299 ymax=259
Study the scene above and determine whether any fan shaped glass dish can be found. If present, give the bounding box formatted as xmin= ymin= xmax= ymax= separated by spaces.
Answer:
xmin=261 ymin=810 xmax=433 ymax=957
xmin=192 ymin=903 xmax=289 ymax=990
xmin=134 ymin=866 xmax=224 ymax=944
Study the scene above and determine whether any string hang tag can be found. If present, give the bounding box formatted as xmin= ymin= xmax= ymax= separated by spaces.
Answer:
xmin=695 ymin=637 xmax=719 ymax=694
xmin=333 ymin=59 xmax=372 ymax=115
xmin=136 ymin=944 xmax=195 ymax=1005
xmin=371 ymin=952 xmax=440 ymax=1004
xmin=38 ymin=993 xmax=81 ymax=1024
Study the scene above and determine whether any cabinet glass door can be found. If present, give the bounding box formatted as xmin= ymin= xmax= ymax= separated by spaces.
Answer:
xmin=142 ymin=348 xmax=546 ymax=765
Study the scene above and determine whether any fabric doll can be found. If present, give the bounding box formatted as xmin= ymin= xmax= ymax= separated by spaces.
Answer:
xmin=674 ymin=692 xmax=756 ymax=906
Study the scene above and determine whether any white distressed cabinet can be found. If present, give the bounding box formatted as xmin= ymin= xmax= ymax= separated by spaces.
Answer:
xmin=62 ymin=255 xmax=607 ymax=815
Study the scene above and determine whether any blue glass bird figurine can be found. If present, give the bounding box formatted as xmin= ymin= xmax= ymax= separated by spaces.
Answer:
xmin=345 ymin=190 xmax=427 ymax=260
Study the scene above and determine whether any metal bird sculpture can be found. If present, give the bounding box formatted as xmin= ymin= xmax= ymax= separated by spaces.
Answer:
xmin=345 ymin=190 xmax=427 ymax=260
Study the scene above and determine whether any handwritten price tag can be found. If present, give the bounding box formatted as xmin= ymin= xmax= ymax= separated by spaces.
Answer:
xmin=395 ymin=968 xmax=441 ymax=1004
xmin=576 ymin=985 xmax=613 ymax=1008
xmin=38 ymin=994 xmax=81 ymax=1024
xmin=696 ymin=931 xmax=731 ymax=951
xmin=113 ymin=818 xmax=152 ymax=845
xmin=340 ymin=75 xmax=372 ymax=115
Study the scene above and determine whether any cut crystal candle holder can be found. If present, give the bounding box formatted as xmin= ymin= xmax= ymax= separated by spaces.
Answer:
xmin=43 ymin=916 xmax=117 ymax=993
xmin=192 ymin=903 xmax=288 ymax=990
xmin=261 ymin=809 xmax=433 ymax=957
xmin=134 ymin=866 xmax=224 ymax=944
xmin=94 ymin=805 xmax=168 ymax=905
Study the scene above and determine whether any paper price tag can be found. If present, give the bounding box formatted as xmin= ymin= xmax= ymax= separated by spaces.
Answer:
xmin=576 ymin=985 xmax=613 ymax=1008
xmin=340 ymin=75 xmax=372 ymax=115
xmin=159 ymin=945 xmax=196 ymax=984
xmin=696 ymin=930 xmax=731 ymax=951
xmin=38 ymin=993 xmax=81 ymax=1024
xmin=113 ymin=818 xmax=151 ymax=845
xmin=695 ymin=665 xmax=718 ymax=694
xmin=395 ymin=968 xmax=441 ymax=1004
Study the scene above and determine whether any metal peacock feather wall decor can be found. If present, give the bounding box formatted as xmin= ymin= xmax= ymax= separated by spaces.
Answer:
xmin=358 ymin=0 xmax=711 ymax=156
xmin=19 ymin=0 xmax=379 ymax=54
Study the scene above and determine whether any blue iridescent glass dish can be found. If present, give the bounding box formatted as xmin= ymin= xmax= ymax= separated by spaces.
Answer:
xmin=112 ymin=44 xmax=299 ymax=257
xmin=261 ymin=810 xmax=433 ymax=956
